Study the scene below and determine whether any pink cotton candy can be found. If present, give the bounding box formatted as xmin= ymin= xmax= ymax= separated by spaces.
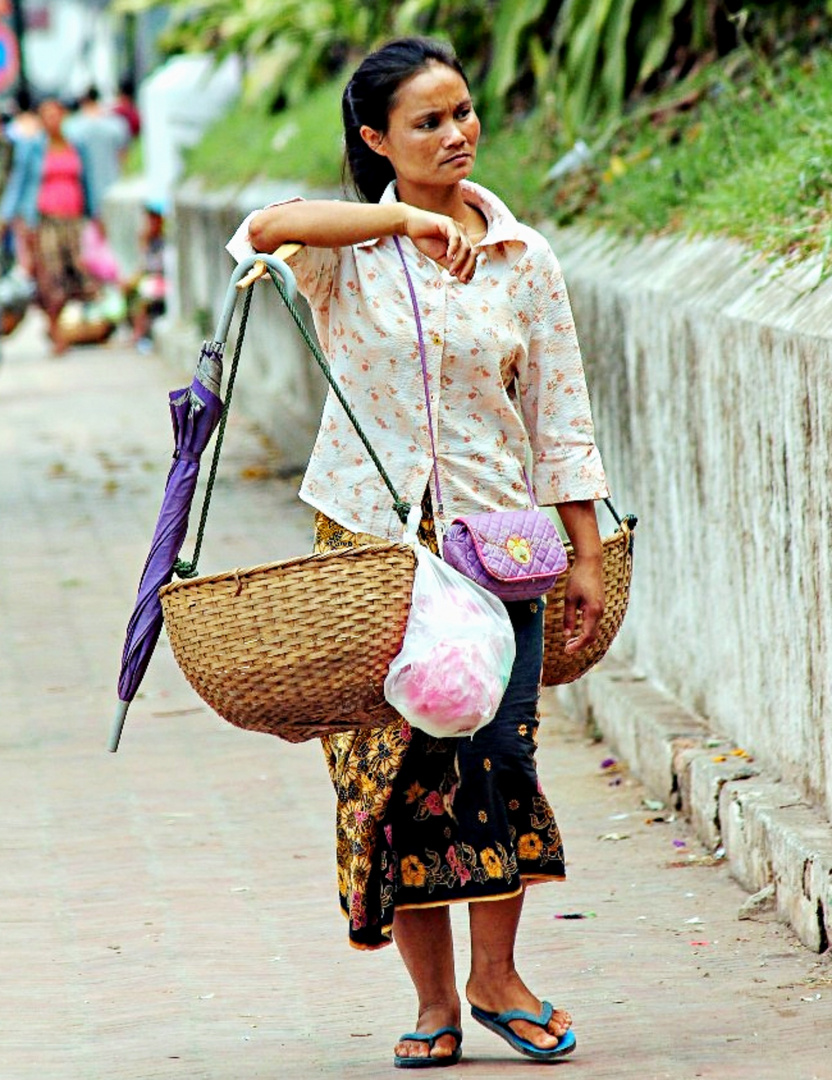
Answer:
xmin=389 ymin=639 xmax=508 ymax=738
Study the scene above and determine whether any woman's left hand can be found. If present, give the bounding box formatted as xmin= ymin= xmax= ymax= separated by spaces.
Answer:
xmin=562 ymin=554 xmax=605 ymax=654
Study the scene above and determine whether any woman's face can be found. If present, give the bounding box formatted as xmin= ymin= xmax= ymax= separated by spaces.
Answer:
xmin=39 ymin=100 xmax=65 ymax=138
xmin=362 ymin=62 xmax=480 ymax=193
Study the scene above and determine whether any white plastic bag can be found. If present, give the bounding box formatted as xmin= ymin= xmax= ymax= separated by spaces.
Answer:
xmin=384 ymin=542 xmax=516 ymax=738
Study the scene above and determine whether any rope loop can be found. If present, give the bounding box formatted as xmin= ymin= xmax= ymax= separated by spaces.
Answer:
xmin=172 ymin=558 xmax=199 ymax=579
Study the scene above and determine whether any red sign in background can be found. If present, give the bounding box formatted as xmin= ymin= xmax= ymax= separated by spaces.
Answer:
xmin=0 ymin=0 xmax=19 ymax=95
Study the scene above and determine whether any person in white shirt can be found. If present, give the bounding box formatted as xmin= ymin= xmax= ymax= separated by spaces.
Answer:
xmin=64 ymin=88 xmax=130 ymax=219
xmin=229 ymin=36 xmax=608 ymax=1069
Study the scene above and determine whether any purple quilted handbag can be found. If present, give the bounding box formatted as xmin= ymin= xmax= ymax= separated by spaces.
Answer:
xmin=443 ymin=510 xmax=567 ymax=601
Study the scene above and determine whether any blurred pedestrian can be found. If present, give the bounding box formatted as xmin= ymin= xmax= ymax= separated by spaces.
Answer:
xmin=1 ymin=96 xmax=98 ymax=353
xmin=1 ymin=89 xmax=42 ymax=274
xmin=111 ymin=76 xmax=141 ymax=146
xmin=124 ymin=201 xmax=166 ymax=349
xmin=64 ymin=87 xmax=130 ymax=220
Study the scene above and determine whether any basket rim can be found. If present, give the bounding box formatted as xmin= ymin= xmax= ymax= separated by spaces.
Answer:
xmin=159 ymin=540 xmax=415 ymax=596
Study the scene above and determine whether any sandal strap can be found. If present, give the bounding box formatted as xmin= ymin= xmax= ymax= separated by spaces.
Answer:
xmin=490 ymin=1001 xmax=554 ymax=1027
xmin=397 ymin=1026 xmax=463 ymax=1049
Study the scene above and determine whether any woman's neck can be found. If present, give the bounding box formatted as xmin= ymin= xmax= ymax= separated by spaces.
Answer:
xmin=396 ymin=179 xmax=468 ymax=221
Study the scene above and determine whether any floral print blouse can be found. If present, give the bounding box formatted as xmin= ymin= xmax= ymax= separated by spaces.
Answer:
xmin=227 ymin=180 xmax=608 ymax=541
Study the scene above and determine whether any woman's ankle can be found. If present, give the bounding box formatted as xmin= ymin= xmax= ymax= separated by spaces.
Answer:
xmin=466 ymin=967 xmax=524 ymax=1010
xmin=413 ymin=997 xmax=462 ymax=1031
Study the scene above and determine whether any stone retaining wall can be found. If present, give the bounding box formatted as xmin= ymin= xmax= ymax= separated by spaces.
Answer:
xmin=548 ymin=227 xmax=832 ymax=950
xmin=546 ymin=226 xmax=832 ymax=823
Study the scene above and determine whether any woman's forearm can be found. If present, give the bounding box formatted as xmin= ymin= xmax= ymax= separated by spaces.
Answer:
xmin=555 ymin=500 xmax=603 ymax=560
xmin=248 ymin=200 xmax=409 ymax=252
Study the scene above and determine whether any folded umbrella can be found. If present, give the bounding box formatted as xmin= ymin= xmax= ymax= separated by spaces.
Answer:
xmin=109 ymin=253 xmax=296 ymax=751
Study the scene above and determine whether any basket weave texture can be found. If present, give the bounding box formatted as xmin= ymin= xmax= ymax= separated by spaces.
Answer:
xmin=159 ymin=520 xmax=634 ymax=742
xmin=159 ymin=543 xmax=416 ymax=742
xmin=541 ymin=521 xmax=634 ymax=686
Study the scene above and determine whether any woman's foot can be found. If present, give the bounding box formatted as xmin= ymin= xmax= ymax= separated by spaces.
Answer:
xmin=466 ymin=972 xmax=571 ymax=1051
xmin=394 ymin=1001 xmax=462 ymax=1064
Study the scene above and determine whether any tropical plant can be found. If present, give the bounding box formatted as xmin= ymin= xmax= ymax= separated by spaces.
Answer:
xmin=117 ymin=0 xmax=398 ymax=107
xmin=116 ymin=0 xmax=826 ymax=136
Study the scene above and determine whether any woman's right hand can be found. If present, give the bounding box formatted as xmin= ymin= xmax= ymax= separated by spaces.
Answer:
xmin=402 ymin=207 xmax=478 ymax=283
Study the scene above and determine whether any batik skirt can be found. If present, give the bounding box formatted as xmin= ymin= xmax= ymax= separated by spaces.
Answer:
xmin=314 ymin=508 xmax=565 ymax=950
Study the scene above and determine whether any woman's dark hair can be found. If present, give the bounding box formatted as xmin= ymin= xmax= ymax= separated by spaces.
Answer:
xmin=342 ymin=37 xmax=468 ymax=203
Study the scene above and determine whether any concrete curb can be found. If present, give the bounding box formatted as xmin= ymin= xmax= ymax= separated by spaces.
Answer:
xmin=558 ymin=657 xmax=832 ymax=953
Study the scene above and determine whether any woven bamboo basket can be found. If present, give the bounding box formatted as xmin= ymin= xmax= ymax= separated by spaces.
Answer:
xmin=159 ymin=543 xmax=416 ymax=742
xmin=159 ymin=516 xmax=634 ymax=742
xmin=541 ymin=516 xmax=635 ymax=686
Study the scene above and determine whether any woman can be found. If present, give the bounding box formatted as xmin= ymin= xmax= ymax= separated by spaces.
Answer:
xmin=1 ymin=97 xmax=97 ymax=353
xmin=227 ymin=37 xmax=608 ymax=1068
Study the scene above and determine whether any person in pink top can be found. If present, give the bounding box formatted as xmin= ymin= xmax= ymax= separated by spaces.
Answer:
xmin=1 ymin=97 xmax=97 ymax=353
xmin=229 ymin=37 xmax=608 ymax=1069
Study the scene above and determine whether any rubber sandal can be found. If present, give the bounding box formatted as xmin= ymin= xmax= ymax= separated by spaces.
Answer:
xmin=393 ymin=1025 xmax=463 ymax=1068
xmin=470 ymin=1000 xmax=576 ymax=1061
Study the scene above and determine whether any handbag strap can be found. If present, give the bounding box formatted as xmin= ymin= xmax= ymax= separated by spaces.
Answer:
xmin=392 ymin=236 xmax=446 ymax=516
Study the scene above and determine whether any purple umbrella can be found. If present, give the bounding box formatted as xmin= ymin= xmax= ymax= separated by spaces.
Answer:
xmin=109 ymin=254 xmax=296 ymax=751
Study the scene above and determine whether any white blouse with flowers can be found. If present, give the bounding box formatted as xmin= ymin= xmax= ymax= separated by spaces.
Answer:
xmin=226 ymin=179 xmax=608 ymax=542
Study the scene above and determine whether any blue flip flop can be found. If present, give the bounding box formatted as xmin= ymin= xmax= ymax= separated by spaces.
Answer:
xmin=393 ymin=1025 xmax=463 ymax=1069
xmin=470 ymin=1000 xmax=576 ymax=1062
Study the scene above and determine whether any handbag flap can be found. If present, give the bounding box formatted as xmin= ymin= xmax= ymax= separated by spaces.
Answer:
xmin=451 ymin=510 xmax=568 ymax=583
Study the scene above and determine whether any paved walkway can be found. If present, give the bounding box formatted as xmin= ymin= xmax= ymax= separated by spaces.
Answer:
xmin=1 ymin=312 xmax=830 ymax=1080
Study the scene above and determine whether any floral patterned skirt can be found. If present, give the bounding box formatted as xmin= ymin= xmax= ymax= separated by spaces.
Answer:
xmin=314 ymin=508 xmax=565 ymax=951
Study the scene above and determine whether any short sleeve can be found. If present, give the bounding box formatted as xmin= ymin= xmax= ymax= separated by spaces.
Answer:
xmin=225 ymin=197 xmax=340 ymax=307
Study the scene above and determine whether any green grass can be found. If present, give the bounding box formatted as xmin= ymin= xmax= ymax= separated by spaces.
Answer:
xmin=183 ymin=79 xmax=345 ymax=192
xmin=184 ymin=43 xmax=832 ymax=271
xmin=544 ymin=46 xmax=832 ymax=271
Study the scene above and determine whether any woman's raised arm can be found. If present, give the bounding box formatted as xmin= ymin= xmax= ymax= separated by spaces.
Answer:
xmin=248 ymin=200 xmax=407 ymax=252
xmin=248 ymin=200 xmax=479 ymax=283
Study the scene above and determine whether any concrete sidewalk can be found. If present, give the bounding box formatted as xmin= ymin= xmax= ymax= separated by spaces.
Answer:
xmin=0 ymin=312 xmax=830 ymax=1080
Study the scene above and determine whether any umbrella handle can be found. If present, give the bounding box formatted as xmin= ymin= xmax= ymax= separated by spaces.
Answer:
xmin=236 ymin=243 xmax=303 ymax=290
xmin=214 ymin=253 xmax=298 ymax=344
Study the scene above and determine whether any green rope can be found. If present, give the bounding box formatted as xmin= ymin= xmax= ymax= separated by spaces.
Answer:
xmin=173 ymin=269 xmax=410 ymax=580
